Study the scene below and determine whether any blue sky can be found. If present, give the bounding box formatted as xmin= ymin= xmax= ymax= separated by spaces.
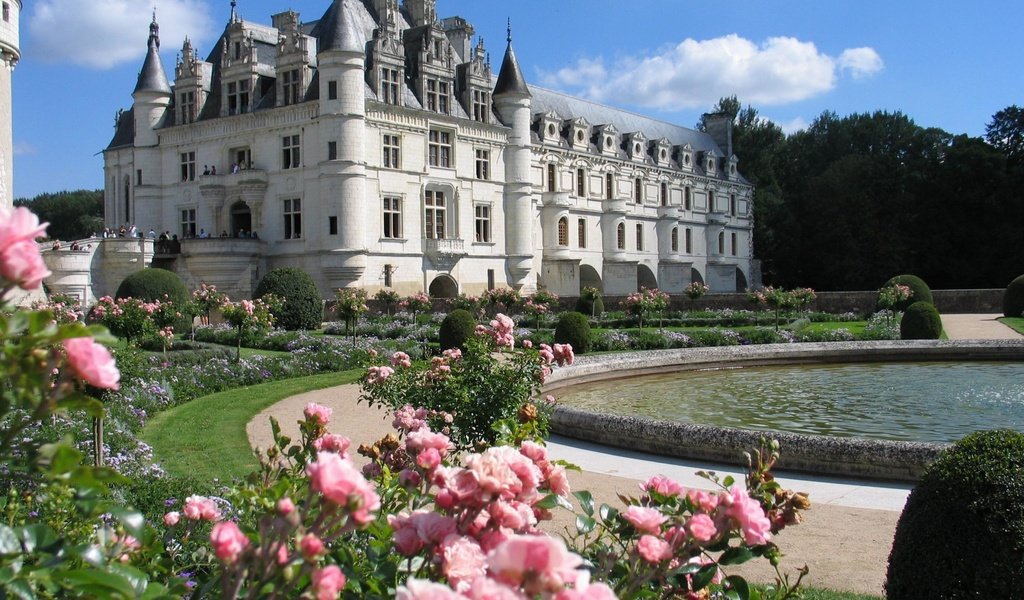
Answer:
xmin=12 ymin=0 xmax=1023 ymax=199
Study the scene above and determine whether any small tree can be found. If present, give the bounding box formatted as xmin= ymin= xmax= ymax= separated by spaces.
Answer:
xmin=523 ymin=290 xmax=559 ymax=330
xmin=482 ymin=287 xmax=520 ymax=316
xmin=684 ymin=281 xmax=710 ymax=301
xmin=334 ymin=288 xmax=369 ymax=343
xmin=576 ymin=286 xmax=604 ymax=320
xmin=220 ymin=296 xmax=278 ymax=361
xmin=877 ymin=283 xmax=912 ymax=324
xmin=373 ymin=289 xmax=400 ymax=317
xmin=398 ymin=291 xmax=432 ymax=324
xmin=623 ymin=287 xmax=669 ymax=330
xmin=192 ymin=282 xmax=226 ymax=326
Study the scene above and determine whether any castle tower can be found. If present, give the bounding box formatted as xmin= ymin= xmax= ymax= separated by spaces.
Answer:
xmin=0 ymin=0 xmax=21 ymax=209
xmin=493 ymin=26 xmax=534 ymax=291
xmin=129 ymin=13 xmax=172 ymax=228
xmin=316 ymin=0 xmax=368 ymax=287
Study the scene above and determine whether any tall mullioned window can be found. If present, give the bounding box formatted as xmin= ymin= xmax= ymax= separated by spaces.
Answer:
xmin=578 ymin=218 xmax=587 ymax=248
xmin=557 ymin=217 xmax=569 ymax=247
xmin=472 ymin=90 xmax=490 ymax=123
xmin=685 ymin=228 xmax=693 ymax=254
xmin=283 ymin=198 xmax=302 ymax=240
xmin=616 ymin=223 xmax=626 ymax=250
xmin=380 ymin=68 xmax=400 ymax=105
xmin=424 ymin=191 xmax=446 ymax=239
xmin=180 ymin=91 xmax=196 ymax=124
xmin=606 ymin=173 xmax=614 ymax=199
xmin=180 ymin=208 xmax=196 ymax=238
xmin=282 ymin=69 xmax=302 ymax=106
xmin=475 ymin=149 xmax=490 ymax=180
xmin=383 ymin=134 xmax=401 ymax=169
xmin=475 ymin=205 xmax=491 ymax=243
xmin=383 ymin=196 xmax=402 ymax=239
xmin=660 ymin=182 xmax=668 ymax=206
xmin=636 ymin=224 xmax=644 ymax=251
xmin=576 ymin=168 xmax=586 ymax=197
xmin=180 ymin=151 xmax=196 ymax=182
xmin=428 ymin=130 xmax=451 ymax=168
xmin=684 ymin=186 xmax=692 ymax=210
xmin=671 ymin=227 xmax=679 ymax=252
xmin=226 ymin=79 xmax=250 ymax=115
xmin=634 ymin=178 xmax=643 ymax=204
xmin=425 ymin=79 xmax=450 ymax=114
xmin=282 ymin=134 xmax=301 ymax=169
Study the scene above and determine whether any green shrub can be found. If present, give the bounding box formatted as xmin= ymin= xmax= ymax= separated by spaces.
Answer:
xmin=886 ymin=430 xmax=1024 ymax=599
xmin=115 ymin=268 xmax=188 ymax=304
xmin=253 ymin=268 xmax=323 ymax=331
xmin=576 ymin=287 xmax=605 ymax=318
xmin=553 ymin=311 xmax=592 ymax=354
xmin=879 ymin=275 xmax=933 ymax=312
xmin=438 ymin=309 xmax=476 ymax=351
xmin=899 ymin=301 xmax=942 ymax=340
xmin=1004 ymin=274 xmax=1024 ymax=318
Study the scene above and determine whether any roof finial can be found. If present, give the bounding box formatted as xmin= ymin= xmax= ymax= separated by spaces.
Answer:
xmin=149 ymin=6 xmax=160 ymax=50
xmin=230 ymin=0 xmax=238 ymax=23
xmin=506 ymin=18 xmax=512 ymax=44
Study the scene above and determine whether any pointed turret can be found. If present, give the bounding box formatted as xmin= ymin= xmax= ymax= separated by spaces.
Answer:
xmin=317 ymin=0 xmax=363 ymax=54
xmin=133 ymin=12 xmax=172 ymax=96
xmin=493 ymin=24 xmax=530 ymax=98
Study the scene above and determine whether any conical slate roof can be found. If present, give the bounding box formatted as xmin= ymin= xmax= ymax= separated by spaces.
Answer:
xmin=493 ymin=36 xmax=529 ymax=97
xmin=314 ymin=0 xmax=364 ymax=53
xmin=133 ymin=17 xmax=171 ymax=95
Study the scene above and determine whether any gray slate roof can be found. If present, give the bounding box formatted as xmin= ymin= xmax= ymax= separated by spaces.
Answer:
xmin=493 ymin=41 xmax=529 ymax=98
xmin=133 ymin=39 xmax=172 ymax=95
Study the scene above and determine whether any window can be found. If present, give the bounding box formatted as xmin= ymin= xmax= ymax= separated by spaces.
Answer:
xmin=634 ymin=178 xmax=643 ymax=204
xmin=718 ymin=231 xmax=725 ymax=255
xmin=328 ymin=216 xmax=338 ymax=235
xmin=475 ymin=149 xmax=490 ymax=180
xmin=616 ymin=223 xmax=626 ymax=250
xmin=730 ymin=194 xmax=737 ymax=216
xmin=636 ymin=224 xmax=643 ymax=251
xmin=671 ymin=227 xmax=679 ymax=252
xmin=425 ymin=79 xmax=450 ymax=114
xmin=380 ymin=68 xmax=400 ymax=105
xmin=557 ymin=217 xmax=569 ymax=247
xmin=284 ymin=198 xmax=302 ymax=239
xmin=576 ymin=168 xmax=586 ymax=197
xmin=136 ymin=169 xmax=142 ymax=185
xmin=327 ymin=80 xmax=338 ymax=100
xmin=180 ymin=151 xmax=196 ymax=182
xmin=684 ymin=186 xmax=692 ymax=210
xmin=487 ymin=269 xmax=495 ymax=291
xmin=2 ymin=3 xmax=9 ymax=22
xmin=231 ymin=147 xmax=252 ymax=170
xmin=424 ymin=191 xmax=446 ymax=239
xmin=474 ymin=205 xmax=491 ymax=243
xmin=384 ymin=264 xmax=394 ymax=288
xmin=428 ymin=130 xmax=452 ymax=168
xmin=577 ymin=218 xmax=586 ymax=248
xmin=180 ymin=208 xmax=196 ymax=238
xmin=282 ymin=134 xmax=301 ymax=169
xmin=547 ymin=164 xmax=557 ymax=192
xmin=180 ymin=91 xmax=196 ymax=124
xmin=233 ymin=41 xmax=242 ymax=60
xmin=383 ymin=134 xmax=401 ymax=169
xmin=685 ymin=228 xmax=693 ymax=254
xmin=383 ymin=196 xmax=402 ymax=239
xmin=472 ymin=90 xmax=490 ymax=123
xmin=708 ymin=190 xmax=715 ymax=212
xmin=282 ymin=69 xmax=302 ymax=106
xmin=660 ymin=182 xmax=668 ymax=207
xmin=328 ymin=141 xmax=337 ymax=161
xmin=606 ymin=173 xmax=614 ymax=199
xmin=731 ymin=232 xmax=738 ymax=256
xmin=227 ymin=79 xmax=250 ymax=115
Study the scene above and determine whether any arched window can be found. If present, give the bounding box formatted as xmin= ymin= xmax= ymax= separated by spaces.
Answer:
xmin=557 ymin=217 xmax=569 ymax=247
xmin=616 ymin=223 xmax=626 ymax=250
xmin=577 ymin=218 xmax=587 ymax=248
xmin=671 ymin=227 xmax=679 ymax=252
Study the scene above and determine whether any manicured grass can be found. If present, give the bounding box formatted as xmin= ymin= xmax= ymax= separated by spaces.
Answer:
xmin=800 ymin=321 xmax=867 ymax=336
xmin=797 ymin=590 xmax=881 ymax=600
xmin=1000 ymin=317 xmax=1024 ymax=335
xmin=142 ymin=369 xmax=362 ymax=482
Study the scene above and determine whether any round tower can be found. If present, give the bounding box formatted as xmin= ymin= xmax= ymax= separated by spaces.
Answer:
xmin=0 ymin=0 xmax=21 ymax=209
xmin=132 ymin=13 xmax=172 ymax=148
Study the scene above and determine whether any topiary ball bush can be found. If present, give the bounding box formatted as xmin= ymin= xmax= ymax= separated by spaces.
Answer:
xmin=554 ymin=311 xmax=592 ymax=354
xmin=1004 ymin=274 xmax=1024 ymax=318
xmin=575 ymin=295 xmax=604 ymax=318
xmin=899 ymin=301 xmax=942 ymax=340
xmin=879 ymin=274 xmax=933 ymax=312
xmin=439 ymin=309 xmax=476 ymax=351
xmin=886 ymin=430 xmax=1024 ymax=599
xmin=253 ymin=267 xmax=323 ymax=331
xmin=115 ymin=268 xmax=188 ymax=304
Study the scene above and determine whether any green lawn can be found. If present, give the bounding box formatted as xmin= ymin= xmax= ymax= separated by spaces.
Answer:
xmin=142 ymin=369 xmax=362 ymax=482
xmin=1000 ymin=317 xmax=1024 ymax=335
xmin=795 ymin=590 xmax=881 ymax=600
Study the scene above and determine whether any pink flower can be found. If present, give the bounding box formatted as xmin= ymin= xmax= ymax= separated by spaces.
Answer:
xmin=723 ymin=486 xmax=772 ymax=545
xmin=0 ymin=206 xmax=48 ymax=251
xmin=313 ymin=434 xmax=351 ymax=455
xmin=304 ymin=402 xmax=333 ymax=425
xmin=277 ymin=497 xmax=295 ymax=515
xmin=464 ymin=447 xmax=542 ymax=501
xmin=62 ymin=337 xmax=120 ymax=390
xmin=0 ymin=207 xmax=50 ymax=290
xmin=552 ymin=343 xmax=574 ymax=366
xmin=163 ymin=511 xmax=180 ymax=527
xmin=465 ymin=577 xmax=527 ymax=600
xmin=636 ymin=535 xmax=672 ymax=564
xmin=301 ymin=533 xmax=325 ymax=559
xmin=210 ymin=521 xmax=248 ymax=563
xmin=184 ymin=495 xmax=220 ymax=521
xmin=417 ymin=448 xmax=442 ymax=471
xmin=488 ymin=535 xmax=583 ymax=594
xmin=367 ymin=365 xmax=395 ymax=384
xmin=397 ymin=579 xmax=468 ymax=600
xmin=687 ymin=489 xmax=719 ymax=513
xmin=389 ymin=513 xmax=426 ymax=556
xmin=686 ymin=513 xmax=717 ymax=543
xmin=442 ymin=348 xmax=463 ymax=361
xmin=642 ymin=475 xmax=684 ymax=498
xmin=522 ymin=340 xmax=533 ymax=349
xmin=307 ymin=451 xmax=380 ymax=524
xmin=311 ymin=565 xmax=346 ymax=600
xmin=621 ymin=506 xmax=667 ymax=535
xmin=441 ymin=535 xmax=487 ymax=592
xmin=276 ymin=543 xmax=289 ymax=565
xmin=391 ymin=351 xmax=413 ymax=368
xmin=407 ymin=429 xmax=453 ymax=456
xmin=554 ymin=572 xmax=618 ymax=600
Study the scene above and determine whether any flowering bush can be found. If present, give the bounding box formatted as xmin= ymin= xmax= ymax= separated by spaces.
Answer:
xmin=192 ymin=282 xmax=226 ymax=326
xmin=876 ymin=284 xmax=912 ymax=323
xmin=90 ymin=295 xmax=158 ymax=344
xmin=482 ymin=287 xmax=521 ymax=316
xmin=399 ymin=292 xmax=433 ymax=320
xmin=684 ymin=281 xmax=710 ymax=300
xmin=31 ymin=293 xmax=84 ymax=324
xmin=748 ymin=287 xmax=816 ymax=331
xmin=451 ymin=293 xmax=482 ymax=316
xmin=623 ymin=288 xmax=670 ymax=329
xmin=375 ymin=289 xmax=401 ymax=316
xmin=221 ymin=296 xmax=279 ymax=361
xmin=335 ymin=288 xmax=370 ymax=339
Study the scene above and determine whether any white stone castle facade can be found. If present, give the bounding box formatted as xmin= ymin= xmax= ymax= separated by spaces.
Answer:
xmin=0 ymin=0 xmax=20 ymax=210
xmin=102 ymin=0 xmax=754 ymax=301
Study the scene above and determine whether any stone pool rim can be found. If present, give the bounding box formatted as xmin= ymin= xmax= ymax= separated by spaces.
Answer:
xmin=543 ymin=340 xmax=1024 ymax=482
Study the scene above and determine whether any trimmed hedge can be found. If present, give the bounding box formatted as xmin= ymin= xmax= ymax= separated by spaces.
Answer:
xmin=1004 ymin=274 xmax=1024 ymax=318
xmin=554 ymin=311 xmax=592 ymax=354
xmin=887 ymin=430 xmax=1024 ymax=599
xmin=253 ymin=268 xmax=323 ymax=331
xmin=115 ymin=268 xmax=188 ymax=304
xmin=899 ymin=301 xmax=942 ymax=340
xmin=438 ymin=309 xmax=476 ymax=351
xmin=880 ymin=274 xmax=933 ymax=312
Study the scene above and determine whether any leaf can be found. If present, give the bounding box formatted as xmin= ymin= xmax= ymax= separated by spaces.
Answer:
xmin=572 ymin=490 xmax=594 ymax=516
xmin=725 ymin=575 xmax=751 ymax=600
xmin=59 ymin=569 xmax=136 ymax=598
xmin=598 ymin=503 xmax=619 ymax=523
xmin=723 ymin=475 xmax=735 ymax=487
xmin=108 ymin=564 xmax=149 ymax=596
xmin=108 ymin=507 xmax=146 ymax=539
xmin=55 ymin=393 xmax=105 ymax=418
xmin=18 ymin=524 xmax=58 ymax=554
xmin=575 ymin=515 xmax=596 ymax=534
xmin=691 ymin=563 xmax=719 ymax=591
xmin=0 ymin=525 xmax=21 ymax=555
xmin=40 ymin=441 xmax=83 ymax=476
xmin=533 ymin=494 xmax=561 ymax=510
xmin=3 ymin=578 xmax=37 ymax=600
xmin=719 ymin=546 xmax=756 ymax=565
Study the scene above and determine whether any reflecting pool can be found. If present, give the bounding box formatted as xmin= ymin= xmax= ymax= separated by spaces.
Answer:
xmin=557 ymin=361 xmax=1024 ymax=443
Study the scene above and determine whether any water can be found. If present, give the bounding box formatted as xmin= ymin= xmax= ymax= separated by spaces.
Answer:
xmin=558 ymin=361 xmax=1024 ymax=443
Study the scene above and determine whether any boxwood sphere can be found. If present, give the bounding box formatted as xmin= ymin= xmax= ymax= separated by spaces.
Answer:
xmin=439 ymin=309 xmax=477 ymax=351
xmin=253 ymin=267 xmax=323 ymax=331
xmin=115 ymin=268 xmax=188 ymax=303
xmin=554 ymin=311 xmax=592 ymax=354
xmin=886 ymin=430 xmax=1024 ymax=599
xmin=1004 ymin=274 xmax=1024 ymax=318
xmin=879 ymin=274 xmax=933 ymax=312
xmin=575 ymin=295 xmax=604 ymax=317
xmin=899 ymin=301 xmax=942 ymax=340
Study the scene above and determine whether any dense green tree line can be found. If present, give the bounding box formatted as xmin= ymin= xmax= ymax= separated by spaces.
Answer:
xmin=704 ymin=99 xmax=1024 ymax=290
xmin=14 ymin=189 xmax=103 ymax=242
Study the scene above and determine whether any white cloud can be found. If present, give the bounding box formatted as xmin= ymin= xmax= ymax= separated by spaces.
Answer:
xmin=538 ymin=34 xmax=882 ymax=111
xmin=838 ymin=47 xmax=884 ymax=79
xmin=28 ymin=0 xmax=215 ymax=69
xmin=13 ymin=141 xmax=37 ymax=156
xmin=773 ymin=116 xmax=810 ymax=135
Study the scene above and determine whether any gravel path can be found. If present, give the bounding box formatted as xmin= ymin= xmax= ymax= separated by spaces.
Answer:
xmin=941 ymin=313 xmax=1022 ymax=340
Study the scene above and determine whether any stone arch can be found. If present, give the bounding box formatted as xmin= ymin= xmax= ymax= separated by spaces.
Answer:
xmin=428 ymin=274 xmax=458 ymax=299
xmin=736 ymin=267 xmax=748 ymax=291
xmin=580 ymin=263 xmax=602 ymax=293
xmin=230 ymin=201 xmax=252 ymax=236
xmin=637 ymin=263 xmax=658 ymax=290
xmin=691 ymin=267 xmax=704 ymax=286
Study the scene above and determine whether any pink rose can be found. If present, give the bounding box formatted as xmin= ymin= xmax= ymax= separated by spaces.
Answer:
xmin=304 ymin=402 xmax=333 ymax=425
xmin=311 ymin=565 xmax=346 ymax=600
xmin=723 ymin=486 xmax=772 ymax=545
xmin=687 ymin=489 xmax=719 ymax=512
xmin=300 ymin=533 xmax=325 ymax=559
xmin=397 ymin=579 xmax=468 ymax=600
xmin=210 ymin=521 xmax=248 ymax=563
xmin=554 ymin=572 xmax=617 ymax=600
xmin=417 ymin=448 xmax=442 ymax=471
xmin=391 ymin=351 xmax=412 ymax=368
xmin=0 ymin=239 xmax=51 ymax=290
xmin=636 ymin=534 xmax=672 ymax=564
xmin=163 ymin=511 xmax=180 ymax=527
xmin=465 ymin=577 xmax=526 ymax=600
xmin=407 ymin=429 xmax=452 ymax=456
xmin=62 ymin=337 xmax=120 ymax=390
xmin=277 ymin=497 xmax=295 ymax=515
xmin=0 ymin=206 xmax=48 ymax=251
xmin=313 ymin=434 xmax=351 ymax=455
xmin=307 ymin=451 xmax=380 ymax=524
xmin=487 ymin=535 xmax=583 ymax=593
xmin=642 ymin=475 xmax=684 ymax=498
xmin=686 ymin=513 xmax=717 ymax=543
xmin=441 ymin=535 xmax=487 ymax=592
xmin=621 ymin=506 xmax=667 ymax=535
xmin=184 ymin=495 xmax=220 ymax=521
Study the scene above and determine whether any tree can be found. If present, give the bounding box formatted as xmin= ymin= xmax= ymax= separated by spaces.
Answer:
xmin=13 ymin=190 xmax=103 ymax=241
xmin=985 ymin=105 xmax=1024 ymax=167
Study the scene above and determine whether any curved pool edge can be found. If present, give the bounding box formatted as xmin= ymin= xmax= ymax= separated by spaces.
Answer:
xmin=545 ymin=340 xmax=1024 ymax=482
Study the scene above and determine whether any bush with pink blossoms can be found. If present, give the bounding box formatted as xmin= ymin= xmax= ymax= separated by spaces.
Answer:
xmin=622 ymin=287 xmax=669 ymax=329
xmin=221 ymin=295 xmax=280 ymax=361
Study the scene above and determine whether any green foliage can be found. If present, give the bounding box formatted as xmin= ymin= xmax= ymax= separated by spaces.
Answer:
xmin=1004 ymin=274 xmax=1024 ymax=318
xmin=986 ymin=104 xmax=1024 ymax=167
xmin=880 ymin=275 xmax=932 ymax=312
xmin=115 ymin=268 xmax=188 ymax=304
xmin=576 ymin=286 xmax=605 ymax=317
xmin=253 ymin=267 xmax=323 ymax=331
xmin=438 ymin=309 xmax=477 ymax=351
xmin=554 ymin=311 xmax=592 ymax=354
xmin=887 ymin=430 xmax=1024 ymax=599
xmin=14 ymin=189 xmax=104 ymax=241
xmin=899 ymin=301 xmax=942 ymax=340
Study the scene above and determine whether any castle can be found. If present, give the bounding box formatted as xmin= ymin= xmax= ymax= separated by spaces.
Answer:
xmin=0 ymin=0 xmax=19 ymax=210
xmin=99 ymin=0 xmax=755 ymax=302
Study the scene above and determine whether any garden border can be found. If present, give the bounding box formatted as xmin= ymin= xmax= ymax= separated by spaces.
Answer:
xmin=544 ymin=340 xmax=1024 ymax=482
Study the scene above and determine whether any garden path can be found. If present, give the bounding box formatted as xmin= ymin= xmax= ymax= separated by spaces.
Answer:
xmin=940 ymin=313 xmax=1022 ymax=339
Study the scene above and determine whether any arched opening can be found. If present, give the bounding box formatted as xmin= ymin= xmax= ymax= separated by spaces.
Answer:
xmin=736 ymin=267 xmax=748 ymax=291
xmin=230 ymin=201 xmax=252 ymax=237
xmin=691 ymin=268 xmax=705 ymax=286
xmin=428 ymin=274 xmax=458 ymax=299
xmin=580 ymin=264 xmax=603 ymax=293
xmin=637 ymin=264 xmax=658 ymax=290
xmin=557 ymin=217 xmax=569 ymax=246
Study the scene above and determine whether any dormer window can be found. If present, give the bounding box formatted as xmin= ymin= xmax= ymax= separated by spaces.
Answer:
xmin=381 ymin=68 xmax=400 ymax=105
xmin=282 ymin=69 xmax=302 ymax=106
xmin=227 ymin=80 xmax=250 ymax=115
xmin=425 ymin=79 xmax=450 ymax=114
xmin=576 ymin=130 xmax=585 ymax=144
xmin=707 ymin=158 xmax=715 ymax=173
xmin=634 ymin=142 xmax=642 ymax=156
xmin=180 ymin=91 xmax=196 ymax=124
xmin=472 ymin=90 xmax=490 ymax=123
xmin=547 ymin=123 xmax=556 ymax=137
xmin=684 ymin=154 xmax=691 ymax=166
xmin=234 ymin=42 xmax=242 ymax=60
